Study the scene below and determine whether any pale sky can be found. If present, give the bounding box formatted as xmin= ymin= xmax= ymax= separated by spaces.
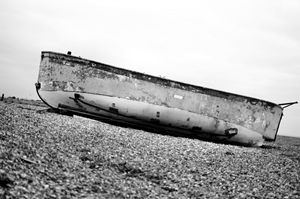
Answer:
xmin=0 ymin=0 xmax=299 ymax=137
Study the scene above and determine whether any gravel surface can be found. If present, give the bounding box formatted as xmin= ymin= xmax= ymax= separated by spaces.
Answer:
xmin=0 ymin=101 xmax=299 ymax=198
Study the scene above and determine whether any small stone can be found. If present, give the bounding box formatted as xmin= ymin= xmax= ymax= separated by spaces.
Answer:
xmin=20 ymin=173 xmax=28 ymax=179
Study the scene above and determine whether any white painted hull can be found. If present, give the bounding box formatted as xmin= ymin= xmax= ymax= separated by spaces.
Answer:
xmin=37 ymin=90 xmax=264 ymax=146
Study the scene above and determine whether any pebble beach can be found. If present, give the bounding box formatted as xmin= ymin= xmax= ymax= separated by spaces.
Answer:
xmin=0 ymin=100 xmax=299 ymax=198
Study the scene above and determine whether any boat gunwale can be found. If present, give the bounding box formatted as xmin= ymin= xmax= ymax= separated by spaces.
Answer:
xmin=41 ymin=51 xmax=282 ymax=110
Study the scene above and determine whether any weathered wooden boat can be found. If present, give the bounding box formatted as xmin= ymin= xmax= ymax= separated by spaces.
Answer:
xmin=36 ymin=51 xmax=297 ymax=146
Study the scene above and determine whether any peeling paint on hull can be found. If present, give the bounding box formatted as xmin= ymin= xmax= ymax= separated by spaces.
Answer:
xmin=36 ymin=51 xmax=284 ymax=146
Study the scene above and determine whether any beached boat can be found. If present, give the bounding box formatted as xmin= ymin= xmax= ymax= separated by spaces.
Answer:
xmin=36 ymin=51 xmax=296 ymax=146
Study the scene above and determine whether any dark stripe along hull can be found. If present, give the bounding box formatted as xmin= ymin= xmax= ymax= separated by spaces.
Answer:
xmin=36 ymin=51 xmax=284 ymax=146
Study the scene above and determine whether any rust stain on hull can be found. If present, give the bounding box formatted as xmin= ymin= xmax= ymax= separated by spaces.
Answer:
xmin=36 ymin=51 xmax=285 ymax=146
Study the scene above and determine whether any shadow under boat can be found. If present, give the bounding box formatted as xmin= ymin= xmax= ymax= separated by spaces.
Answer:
xmin=41 ymin=104 xmax=268 ymax=147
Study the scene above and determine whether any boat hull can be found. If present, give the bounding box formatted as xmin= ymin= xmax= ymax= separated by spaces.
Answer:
xmin=36 ymin=51 xmax=284 ymax=146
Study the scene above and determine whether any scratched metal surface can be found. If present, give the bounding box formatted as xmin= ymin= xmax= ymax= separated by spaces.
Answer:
xmin=37 ymin=52 xmax=283 ymax=140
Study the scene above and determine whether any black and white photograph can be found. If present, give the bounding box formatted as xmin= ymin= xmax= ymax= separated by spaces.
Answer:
xmin=0 ymin=0 xmax=299 ymax=198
